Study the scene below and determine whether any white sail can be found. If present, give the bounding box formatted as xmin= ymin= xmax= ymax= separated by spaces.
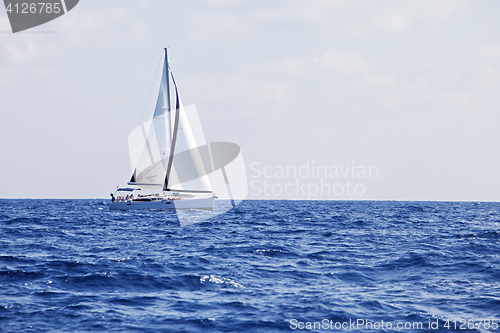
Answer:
xmin=165 ymin=78 xmax=212 ymax=193
xmin=152 ymin=51 xmax=172 ymax=162
xmin=127 ymin=50 xmax=172 ymax=188
xmin=127 ymin=119 xmax=166 ymax=187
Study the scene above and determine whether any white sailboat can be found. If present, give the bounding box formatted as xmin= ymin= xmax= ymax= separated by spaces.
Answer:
xmin=110 ymin=48 xmax=216 ymax=211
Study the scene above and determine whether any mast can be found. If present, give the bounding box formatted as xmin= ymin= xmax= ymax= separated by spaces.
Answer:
xmin=163 ymin=46 xmax=176 ymax=191
xmin=164 ymin=47 xmax=172 ymax=138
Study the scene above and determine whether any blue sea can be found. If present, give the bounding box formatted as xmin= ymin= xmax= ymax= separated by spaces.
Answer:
xmin=1 ymin=200 xmax=499 ymax=332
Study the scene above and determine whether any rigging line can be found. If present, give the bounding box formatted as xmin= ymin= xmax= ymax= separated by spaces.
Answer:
xmin=115 ymin=51 xmax=164 ymax=189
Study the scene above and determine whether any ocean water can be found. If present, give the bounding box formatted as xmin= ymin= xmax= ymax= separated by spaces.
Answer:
xmin=1 ymin=200 xmax=499 ymax=332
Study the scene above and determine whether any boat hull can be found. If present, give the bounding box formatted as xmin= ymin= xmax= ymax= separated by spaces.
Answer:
xmin=109 ymin=197 xmax=215 ymax=211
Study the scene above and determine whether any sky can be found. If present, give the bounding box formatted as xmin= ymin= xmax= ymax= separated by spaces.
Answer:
xmin=0 ymin=0 xmax=499 ymax=201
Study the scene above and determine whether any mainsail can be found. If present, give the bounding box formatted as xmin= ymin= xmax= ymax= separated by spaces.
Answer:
xmin=127 ymin=48 xmax=212 ymax=194
xmin=164 ymin=75 xmax=212 ymax=193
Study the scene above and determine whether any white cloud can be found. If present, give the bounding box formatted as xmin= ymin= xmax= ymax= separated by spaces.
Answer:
xmin=416 ymin=0 xmax=461 ymax=21
xmin=257 ymin=56 xmax=306 ymax=76
xmin=250 ymin=0 xmax=353 ymax=25
xmin=350 ymin=74 xmax=395 ymax=89
xmin=372 ymin=0 xmax=463 ymax=32
xmin=183 ymin=74 xmax=295 ymax=108
xmin=56 ymin=6 xmax=144 ymax=47
xmin=477 ymin=64 xmax=500 ymax=87
xmin=378 ymin=95 xmax=402 ymax=107
xmin=313 ymin=50 xmax=368 ymax=73
xmin=207 ymin=0 xmax=241 ymax=6
xmin=3 ymin=42 xmax=38 ymax=63
xmin=374 ymin=11 xmax=410 ymax=32
xmin=276 ymin=57 xmax=305 ymax=75
xmin=480 ymin=45 xmax=500 ymax=58
xmin=441 ymin=91 xmax=476 ymax=110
